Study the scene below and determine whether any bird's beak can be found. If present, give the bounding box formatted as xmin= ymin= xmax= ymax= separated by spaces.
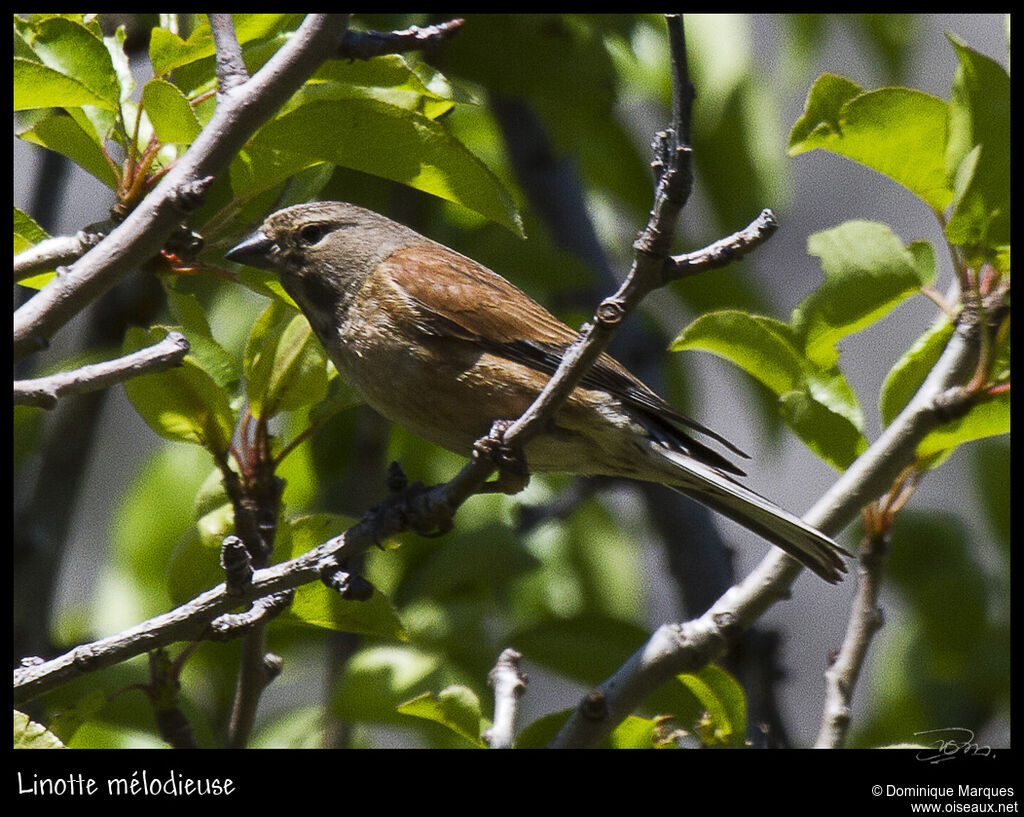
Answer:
xmin=225 ymin=230 xmax=276 ymax=270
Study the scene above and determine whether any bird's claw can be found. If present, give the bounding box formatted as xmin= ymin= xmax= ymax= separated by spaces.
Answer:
xmin=474 ymin=420 xmax=530 ymax=495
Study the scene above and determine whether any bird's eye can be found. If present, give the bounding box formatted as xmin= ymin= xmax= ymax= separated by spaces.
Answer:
xmin=299 ymin=223 xmax=329 ymax=245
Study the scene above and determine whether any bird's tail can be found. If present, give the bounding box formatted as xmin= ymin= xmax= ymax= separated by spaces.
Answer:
xmin=650 ymin=445 xmax=850 ymax=583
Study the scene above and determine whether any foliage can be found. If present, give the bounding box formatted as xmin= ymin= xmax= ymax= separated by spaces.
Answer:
xmin=13 ymin=13 xmax=1009 ymax=750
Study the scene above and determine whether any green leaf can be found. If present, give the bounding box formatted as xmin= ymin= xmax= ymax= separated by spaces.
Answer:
xmin=672 ymin=311 xmax=807 ymax=395
xmin=916 ymin=390 xmax=1010 ymax=461
xmin=514 ymin=709 xmax=572 ymax=748
xmin=244 ymin=301 xmax=328 ymax=419
xmin=332 ymin=645 xmax=445 ymax=724
xmin=14 ymin=206 xmax=50 ymax=250
xmin=45 ymin=689 xmax=107 ymax=746
xmin=285 ymin=582 xmax=407 ymax=640
xmin=608 ymin=715 xmax=668 ymax=749
xmin=879 ymin=312 xmax=1009 ymax=461
xmin=274 ymin=514 xmax=406 ymax=640
xmin=943 ymin=35 xmax=1011 ymax=259
xmin=303 ymin=55 xmax=456 ymax=120
xmin=795 ymin=220 xmax=935 ymax=368
xmin=789 ymin=75 xmax=953 ymax=211
xmin=141 ymin=79 xmax=201 ymax=145
xmin=778 ymin=388 xmax=867 ymax=471
xmin=228 ymin=147 xmax=324 ymax=204
xmin=14 ymin=17 xmax=122 ymax=110
xmin=13 ymin=57 xmax=115 ymax=111
xmin=14 ymin=711 xmax=67 ymax=749
xmin=677 ymin=664 xmax=747 ymax=747
xmin=511 ymin=615 xmax=648 ymax=686
xmin=251 ymin=98 xmax=523 ymax=235
xmin=397 ymin=686 xmax=487 ymax=747
xmin=671 ymin=310 xmax=867 ymax=470
xmin=103 ymin=24 xmax=134 ymax=103
xmin=167 ymin=513 xmax=230 ymax=604
xmin=148 ymin=23 xmax=215 ymax=77
xmin=123 ymin=327 xmax=236 ymax=454
xmin=879 ymin=316 xmax=955 ymax=427
xmin=17 ymin=112 xmax=119 ymax=188
xmin=149 ymin=14 xmax=297 ymax=77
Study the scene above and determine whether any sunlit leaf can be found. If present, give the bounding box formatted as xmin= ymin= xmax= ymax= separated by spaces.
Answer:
xmin=397 ymin=686 xmax=487 ymax=747
xmin=142 ymin=79 xmax=201 ymax=145
xmin=789 ymin=74 xmax=952 ymax=211
xmin=123 ymin=327 xmax=236 ymax=454
xmin=795 ymin=220 xmax=935 ymax=368
xmin=677 ymin=664 xmax=747 ymax=748
xmin=244 ymin=301 xmax=328 ymax=419
xmin=943 ymin=35 xmax=1010 ymax=260
xmin=252 ymin=98 xmax=523 ymax=235
xmin=17 ymin=111 xmax=119 ymax=187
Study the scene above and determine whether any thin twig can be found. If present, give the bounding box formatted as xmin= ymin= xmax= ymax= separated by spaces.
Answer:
xmin=338 ymin=18 xmax=464 ymax=60
xmin=484 ymin=648 xmax=527 ymax=749
xmin=662 ymin=209 xmax=779 ymax=282
xmin=814 ymin=522 xmax=888 ymax=748
xmin=14 ymin=330 xmax=190 ymax=409
xmin=14 ymin=232 xmax=104 ymax=283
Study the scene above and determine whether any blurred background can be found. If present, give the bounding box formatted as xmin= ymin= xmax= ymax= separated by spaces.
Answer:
xmin=14 ymin=14 xmax=1009 ymax=748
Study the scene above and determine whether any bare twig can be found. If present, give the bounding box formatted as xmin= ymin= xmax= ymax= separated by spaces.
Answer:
xmin=814 ymin=522 xmax=888 ymax=748
xmin=498 ymin=13 xmax=695 ymax=454
xmin=14 ymin=231 xmax=104 ymax=283
xmin=338 ymin=18 xmax=464 ymax=60
xmin=484 ymin=648 xmax=527 ymax=749
xmin=662 ymin=209 xmax=779 ymax=282
xmin=13 ymin=330 xmax=190 ymax=409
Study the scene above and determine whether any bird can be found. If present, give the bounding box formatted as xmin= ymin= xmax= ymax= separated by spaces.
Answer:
xmin=225 ymin=201 xmax=849 ymax=582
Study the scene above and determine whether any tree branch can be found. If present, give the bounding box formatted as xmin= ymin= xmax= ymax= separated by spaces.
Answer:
xmin=484 ymin=648 xmax=527 ymax=749
xmin=338 ymin=18 xmax=464 ymax=60
xmin=662 ymin=208 xmax=779 ymax=282
xmin=814 ymin=524 xmax=887 ymax=748
xmin=14 ymin=230 xmax=104 ymax=283
xmin=209 ymin=13 xmax=249 ymax=93
xmin=13 ymin=330 xmax=190 ymax=409
xmin=547 ymin=292 xmax=1001 ymax=748
xmin=13 ymin=14 xmax=350 ymax=363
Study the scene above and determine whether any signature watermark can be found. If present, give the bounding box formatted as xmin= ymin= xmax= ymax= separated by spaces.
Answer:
xmin=914 ymin=727 xmax=995 ymax=764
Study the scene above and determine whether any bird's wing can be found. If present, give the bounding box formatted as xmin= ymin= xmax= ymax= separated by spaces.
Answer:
xmin=378 ymin=243 xmax=747 ymax=474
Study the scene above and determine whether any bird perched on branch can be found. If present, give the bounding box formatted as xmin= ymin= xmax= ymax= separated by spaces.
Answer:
xmin=226 ymin=201 xmax=849 ymax=582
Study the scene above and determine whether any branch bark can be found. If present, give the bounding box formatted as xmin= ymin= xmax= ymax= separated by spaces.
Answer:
xmin=13 ymin=14 xmax=349 ymax=362
xmin=14 ymin=330 xmax=190 ymax=408
xmin=546 ymin=293 xmax=998 ymax=748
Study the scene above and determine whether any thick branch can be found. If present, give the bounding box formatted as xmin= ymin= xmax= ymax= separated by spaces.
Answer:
xmin=547 ymin=298 xmax=996 ymax=748
xmin=14 ymin=330 xmax=190 ymax=409
xmin=13 ymin=14 xmax=349 ymax=362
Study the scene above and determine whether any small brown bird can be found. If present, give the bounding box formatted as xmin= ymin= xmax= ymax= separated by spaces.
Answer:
xmin=226 ymin=201 xmax=849 ymax=582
